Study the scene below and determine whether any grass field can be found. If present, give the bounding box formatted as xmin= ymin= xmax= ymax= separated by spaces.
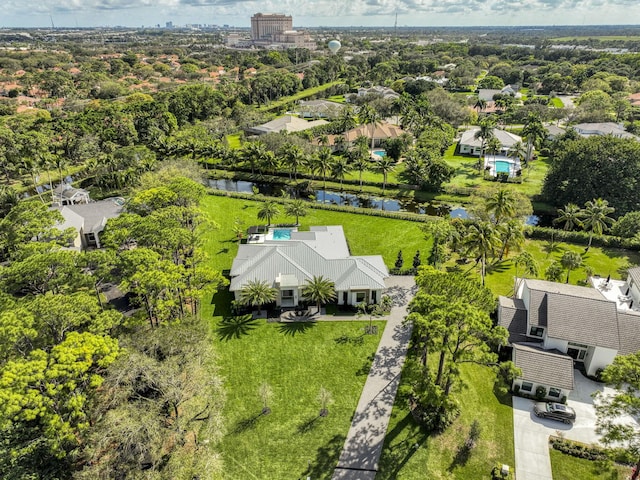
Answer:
xmin=550 ymin=97 xmax=564 ymax=108
xmin=550 ymin=449 xmax=629 ymax=480
xmin=225 ymin=133 xmax=242 ymax=149
xmin=377 ymin=364 xmax=515 ymax=479
xmin=257 ymin=81 xmax=343 ymax=112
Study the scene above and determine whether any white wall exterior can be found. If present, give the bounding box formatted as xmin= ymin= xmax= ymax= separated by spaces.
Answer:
xmin=512 ymin=378 xmax=571 ymax=401
xmin=544 ymin=336 xmax=568 ymax=352
xmin=584 ymin=346 xmax=617 ymax=377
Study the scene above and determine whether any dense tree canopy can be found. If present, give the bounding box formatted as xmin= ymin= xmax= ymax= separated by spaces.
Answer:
xmin=543 ymin=136 xmax=640 ymax=216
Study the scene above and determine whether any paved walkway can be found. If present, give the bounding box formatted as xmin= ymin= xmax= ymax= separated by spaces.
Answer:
xmin=332 ymin=276 xmax=417 ymax=480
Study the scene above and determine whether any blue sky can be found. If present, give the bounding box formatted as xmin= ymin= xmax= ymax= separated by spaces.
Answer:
xmin=1 ymin=0 xmax=637 ymax=28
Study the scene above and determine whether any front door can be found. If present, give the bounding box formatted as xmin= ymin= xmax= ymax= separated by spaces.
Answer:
xmin=567 ymin=347 xmax=586 ymax=361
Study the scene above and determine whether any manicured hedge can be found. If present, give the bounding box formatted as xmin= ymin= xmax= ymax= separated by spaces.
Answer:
xmin=526 ymin=226 xmax=640 ymax=251
xmin=550 ymin=438 xmax=608 ymax=462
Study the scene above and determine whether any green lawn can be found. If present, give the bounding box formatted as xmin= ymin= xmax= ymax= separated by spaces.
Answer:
xmin=550 ymin=450 xmax=629 ymax=480
xmin=377 ymin=364 xmax=515 ymax=479
xmin=257 ymin=81 xmax=343 ymax=112
xmin=225 ymin=134 xmax=242 ymax=149
xmin=327 ymin=95 xmax=346 ymax=103
xmin=550 ymin=97 xmax=564 ymax=108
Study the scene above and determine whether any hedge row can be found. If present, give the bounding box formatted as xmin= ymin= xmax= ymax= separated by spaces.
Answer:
xmin=550 ymin=438 xmax=608 ymax=462
xmin=207 ymin=189 xmax=440 ymax=223
xmin=526 ymin=226 xmax=640 ymax=251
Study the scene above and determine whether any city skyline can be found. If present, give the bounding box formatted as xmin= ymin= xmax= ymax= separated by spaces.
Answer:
xmin=1 ymin=0 xmax=639 ymax=29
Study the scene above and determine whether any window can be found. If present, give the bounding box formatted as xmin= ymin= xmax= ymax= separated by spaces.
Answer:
xmin=281 ymin=289 xmax=294 ymax=298
xmin=521 ymin=382 xmax=533 ymax=392
xmin=548 ymin=388 xmax=561 ymax=398
xmin=529 ymin=326 xmax=544 ymax=337
xmin=356 ymin=292 xmax=367 ymax=303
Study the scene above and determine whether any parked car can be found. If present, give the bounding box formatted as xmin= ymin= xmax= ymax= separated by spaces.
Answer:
xmin=533 ymin=402 xmax=576 ymax=424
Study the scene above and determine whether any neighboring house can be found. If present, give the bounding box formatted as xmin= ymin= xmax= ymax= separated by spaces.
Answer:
xmin=296 ymin=99 xmax=345 ymax=119
xmin=246 ymin=115 xmax=328 ymax=135
xmin=498 ymin=271 xmax=640 ymax=400
xmin=352 ymin=85 xmax=399 ymax=101
xmin=326 ymin=122 xmax=406 ymax=149
xmin=52 ymin=184 xmax=90 ymax=206
xmin=54 ymin=197 xmax=125 ymax=250
xmin=458 ymin=127 xmax=523 ymax=156
xmin=572 ymin=122 xmax=639 ymax=140
xmin=545 ymin=124 xmax=566 ymax=140
xmin=477 ymin=85 xmax=519 ymax=102
xmin=230 ymin=226 xmax=389 ymax=308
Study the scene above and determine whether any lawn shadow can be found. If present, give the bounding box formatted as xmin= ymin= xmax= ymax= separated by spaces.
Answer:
xmin=487 ymin=259 xmax=512 ymax=274
xmin=278 ymin=321 xmax=317 ymax=336
xmin=492 ymin=381 xmax=513 ymax=407
xmin=230 ymin=412 xmax=264 ymax=434
xmin=377 ymin=413 xmax=429 ymax=480
xmin=297 ymin=415 xmax=320 ymax=434
xmin=304 ymin=434 xmax=345 ymax=479
xmin=210 ymin=286 xmax=234 ymax=317
xmin=356 ymin=352 xmax=375 ymax=376
xmin=217 ymin=247 xmax=229 ymax=255
xmin=448 ymin=442 xmax=472 ymax=472
xmin=334 ymin=333 xmax=365 ymax=346
xmin=216 ymin=314 xmax=259 ymax=341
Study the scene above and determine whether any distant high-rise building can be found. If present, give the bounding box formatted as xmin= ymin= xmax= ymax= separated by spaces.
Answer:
xmin=250 ymin=13 xmax=292 ymax=40
xmin=165 ymin=21 xmax=173 ymax=28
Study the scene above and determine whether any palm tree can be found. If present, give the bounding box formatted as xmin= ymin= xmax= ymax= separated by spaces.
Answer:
xmin=260 ymin=150 xmax=279 ymax=175
xmin=241 ymin=141 xmax=268 ymax=175
xmin=337 ymin=106 xmax=357 ymax=133
xmin=581 ymin=198 xmax=615 ymax=250
xmin=485 ymin=188 xmax=517 ymax=224
xmin=284 ymin=199 xmax=307 ymax=225
xmin=374 ymin=157 xmax=396 ymax=192
xmin=545 ymin=261 xmax=564 ymax=282
xmin=513 ymin=251 xmax=539 ymax=296
xmin=474 ymin=117 xmax=496 ymax=162
xmin=474 ymin=98 xmax=487 ymax=112
xmin=312 ymin=147 xmax=334 ymax=189
xmin=359 ymin=104 xmax=382 ymax=151
xmin=561 ymin=250 xmax=583 ymax=283
xmin=257 ymin=200 xmax=280 ymax=226
xmin=554 ymin=203 xmax=583 ymax=231
xmin=302 ymin=275 xmax=336 ymax=313
xmin=350 ymin=152 xmax=370 ymax=191
xmin=281 ymin=143 xmax=306 ymax=181
xmin=465 ymin=221 xmax=500 ymax=285
xmin=507 ymin=141 xmax=527 ymax=164
xmin=486 ymin=137 xmax=502 ymax=156
xmin=522 ymin=113 xmax=546 ymax=163
xmin=497 ymin=219 xmax=525 ymax=261
xmin=239 ymin=279 xmax=277 ymax=311
xmin=331 ymin=157 xmax=351 ymax=189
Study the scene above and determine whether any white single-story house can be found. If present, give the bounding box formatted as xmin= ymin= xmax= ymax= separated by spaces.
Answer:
xmin=230 ymin=225 xmax=389 ymax=308
xmin=353 ymin=85 xmax=399 ymax=101
xmin=296 ymin=99 xmax=345 ymax=119
xmin=52 ymin=184 xmax=90 ymax=206
xmin=54 ymin=197 xmax=125 ymax=250
xmin=246 ymin=115 xmax=328 ymax=135
xmin=499 ymin=270 xmax=640 ymax=400
xmin=458 ymin=127 xmax=523 ymax=156
xmin=572 ymin=122 xmax=639 ymax=141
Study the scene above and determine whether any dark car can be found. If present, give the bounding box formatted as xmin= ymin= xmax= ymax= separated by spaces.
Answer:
xmin=533 ymin=402 xmax=576 ymax=424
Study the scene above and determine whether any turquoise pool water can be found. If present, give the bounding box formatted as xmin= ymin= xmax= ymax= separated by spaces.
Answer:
xmin=495 ymin=161 xmax=511 ymax=174
xmin=272 ymin=229 xmax=292 ymax=240
xmin=373 ymin=150 xmax=387 ymax=157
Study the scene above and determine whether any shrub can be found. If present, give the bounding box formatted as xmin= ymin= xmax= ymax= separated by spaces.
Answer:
xmin=550 ymin=438 xmax=608 ymax=462
xmin=560 ymin=395 xmax=567 ymax=404
xmin=513 ymin=384 xmax=520 ymax=395
xmin=535 ymin=385 xmax=547 ymax=400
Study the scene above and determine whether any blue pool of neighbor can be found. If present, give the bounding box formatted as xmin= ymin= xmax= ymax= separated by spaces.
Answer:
xmin=272 ymin=229 xmax=292 ymax=240
xmin=372 ymin=150 xmax=387 ymax=157
xmin=495 ymin=160 xmax=512 ymax=173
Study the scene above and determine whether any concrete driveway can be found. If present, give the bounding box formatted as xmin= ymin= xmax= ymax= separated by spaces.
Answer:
xmin=513 ymin=369 xmax=631 ymax=480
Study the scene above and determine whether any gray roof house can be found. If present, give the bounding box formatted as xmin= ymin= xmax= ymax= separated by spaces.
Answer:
xmin=230 ymin=226 xmax=389 ymax=308
xmin=246 ymin=115 xmax=328 ymax=135
xmin=458 ymin=127 xmax=523 ymax=156
xmin=499 ymin=274 xmax=640 ymax=400
xmin=296 ymin=99 xmax=345 ymax=119
xmin=54 ymin=197 xmax=125 ymax=250
xmin=573 ymin=122 xmax=639 ymax=140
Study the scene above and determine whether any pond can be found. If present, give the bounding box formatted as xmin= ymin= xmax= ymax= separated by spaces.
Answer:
xmin=207 ymin=179 xmax=550 ymax=226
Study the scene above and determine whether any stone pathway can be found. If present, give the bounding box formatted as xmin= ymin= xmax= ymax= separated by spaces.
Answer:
xmin=332 ymin=276 xmax=417 ymax=480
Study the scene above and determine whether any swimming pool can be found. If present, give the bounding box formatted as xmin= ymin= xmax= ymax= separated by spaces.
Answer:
xmin=495 ymin=161 xmax=512 ymax=174
xmin=372 ymin=150 xmax=387 ymax=157
xmin=272 ymin=229 xmax=292 ymax=240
